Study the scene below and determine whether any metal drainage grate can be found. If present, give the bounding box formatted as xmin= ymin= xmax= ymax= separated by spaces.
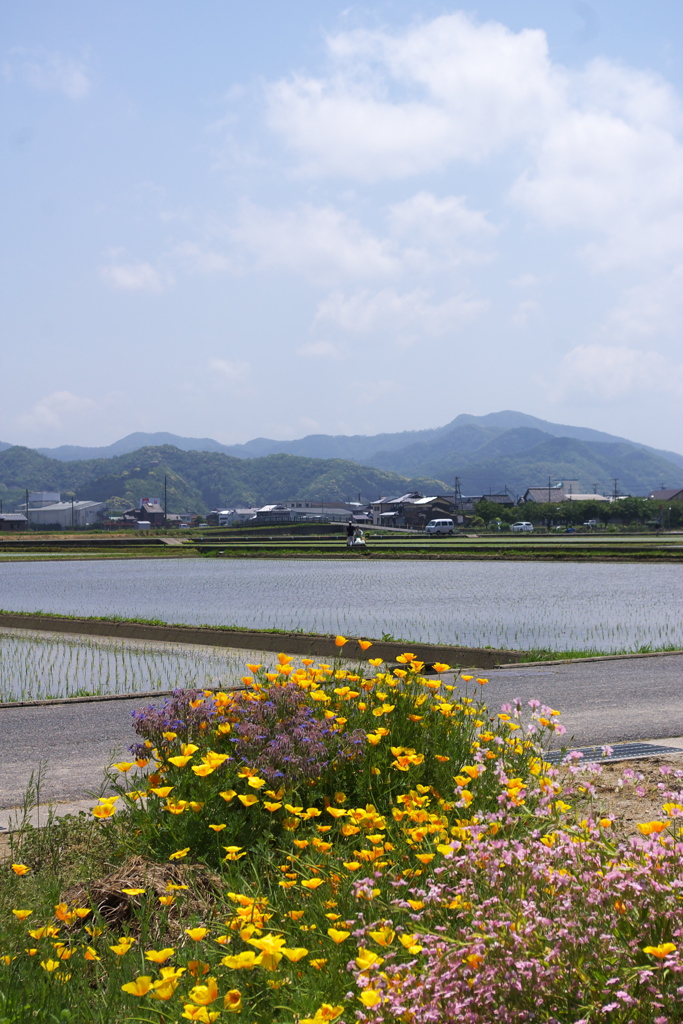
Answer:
xmin=545 ymin=742 xmax=683 ymax=764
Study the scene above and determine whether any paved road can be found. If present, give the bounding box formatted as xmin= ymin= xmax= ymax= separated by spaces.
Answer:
xmin=0 ymin=655 xmax=681 ymax=811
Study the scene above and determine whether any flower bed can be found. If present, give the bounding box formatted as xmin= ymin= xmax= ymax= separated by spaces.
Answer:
xmin=2 ymin=643 xmax=682 ymax=1023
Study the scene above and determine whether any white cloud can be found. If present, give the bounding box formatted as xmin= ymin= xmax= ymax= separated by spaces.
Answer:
xmin=267 ymin=14 xmax=562 ymax=179
xmin=6 ymin=49 xmax=91 ymax=99
xmin=233 ymin=202 xmax=397 ymax=282
xmin=510 ymin=273 xmax=540 ymax=288
xmin=388 ymin=191 xmax=497 ymax=259
xmin=100 ymin=262 xmax=168 ymax=293
xmin=511 ymin=104 xmax=683 ymax=270
xmin=264 ymin=15 xmax=683 ymax=273
xmin=297 ymin=340 xmax=343 ymax=359
xmin=314 ymin=288 xmax=486 ymax=338
xmin=541 ymin=344 xmax=683 ymax=401
xmin=603 ymin=265 xmax=683 ymax=341
xmin=209 ymin=358 xmax=250 ymax=382
xmin=172 ymin=242 xmax=233 ymax=273
xmin=511 ymin=299 xmax=540 ymax=327
xmin=17 ymin=391 xmax=97 ymax=432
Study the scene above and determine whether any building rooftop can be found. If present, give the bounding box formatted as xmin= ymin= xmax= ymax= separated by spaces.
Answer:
xmin=24 ymin=501 xmax=103 ymax=513
xmin=647 ymin=489 xmax=683 ymax=501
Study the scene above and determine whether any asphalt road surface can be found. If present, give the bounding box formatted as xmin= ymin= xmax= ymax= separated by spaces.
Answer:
xmin=0 ymin=654 xmax=681 ymax=810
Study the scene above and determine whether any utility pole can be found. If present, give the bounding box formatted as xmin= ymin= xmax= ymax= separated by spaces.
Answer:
xmin=593 ymin=482 xmax=599 ymax=494
xmin=454 ymin=476 xmax=463 ymax=512
xmin=548 ymin=476 xmax=551 ymax=504
xmin=71 ymin=497 xmax=74 ymax=530
xmin=164 ymin=475 xmax=168 ymax=526
xmin=612 ymin=478 xmax=619 ymax=500
xmin=25 ymin=489 xmax=29 ymax=531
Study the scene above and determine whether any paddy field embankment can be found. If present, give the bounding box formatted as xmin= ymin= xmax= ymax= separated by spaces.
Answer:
xmin=0 ymin=524 xmax=682 ymax=562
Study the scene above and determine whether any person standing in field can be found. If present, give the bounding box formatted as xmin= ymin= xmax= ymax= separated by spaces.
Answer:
xmin=346 ymin=521 xmax=355 ymax=547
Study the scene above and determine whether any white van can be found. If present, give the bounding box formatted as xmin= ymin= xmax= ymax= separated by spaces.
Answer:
xmin=425 ymin=518 xmax=454 ymax=536
xmin=510 ymin=521 xmax=534 ymax=533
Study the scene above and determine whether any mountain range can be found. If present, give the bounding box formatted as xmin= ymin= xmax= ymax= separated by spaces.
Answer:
xmin=2 ymin=410 xmax=681 ymax=471
xmin=0 ymin=411 xmax=680 ymax=512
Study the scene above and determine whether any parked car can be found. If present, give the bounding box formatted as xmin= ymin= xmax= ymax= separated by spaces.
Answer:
xmin=425 ymin=518 xmax=455 ymax=536
xmin=583 ymin=519 xmax=598 ymax=527
xmin=510 ymin=521 xmax=534 ymax=533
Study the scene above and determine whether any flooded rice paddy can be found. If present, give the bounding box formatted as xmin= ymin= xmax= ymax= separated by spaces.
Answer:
xmin=0 ymin=627 xmax=288 ymax=702
xmin=0 ymin=558 xmax=680 ymax=656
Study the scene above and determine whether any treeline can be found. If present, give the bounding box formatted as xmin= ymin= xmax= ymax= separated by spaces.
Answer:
xmin=472 ymin=497 xmax=682 ymax=529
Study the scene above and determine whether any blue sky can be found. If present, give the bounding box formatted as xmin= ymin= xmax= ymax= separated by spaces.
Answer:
xmin=2 ymin=1 xmax=682 ymax=450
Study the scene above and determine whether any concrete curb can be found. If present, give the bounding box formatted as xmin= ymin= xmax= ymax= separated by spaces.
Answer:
xmin=496 ymin=650 xmax=683 ymax=668
xmin=0 ymin=685 xmax=248 ymax=710
xmin=0 ymin=688 xmax=178 ymax=710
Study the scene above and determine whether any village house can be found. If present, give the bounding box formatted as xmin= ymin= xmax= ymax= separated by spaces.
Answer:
xmin=120 ymin=498 xmax=166 ymax=527
xmin=0 ymin=513 xmax=28 ymax=532
xmin=369 ymin=492 xmax=456 ymax=528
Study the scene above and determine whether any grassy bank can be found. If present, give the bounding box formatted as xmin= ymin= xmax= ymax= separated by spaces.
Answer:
xmin=1 ymin=530 xmax=682 ymax=563
xmin=2 ymin=655 xmax=682 ymax=1022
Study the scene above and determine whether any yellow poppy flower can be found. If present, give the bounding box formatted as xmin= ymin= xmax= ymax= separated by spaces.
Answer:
xmin=223 ymin=989 xmax=242 ymax=1012
xmin=187 ymin=977 xmax=218 ymax=1005
xmin=110 ymin=937 xmax=136 ymax=956
xmin=359 ymin=989 xmax=382 ymax=1007
xmin=369 ymin=927 xmax=395 ymax=947
xmin=637 ymin=821 xmax=668 ymax=835
xmin=220 ymin=951 xmax=261 ymax=969
xmin=145 ymin=948 xmax=175 ymax=963
xmin=643 ymin=943 xmax=677 ymax=959
xmin=92 ymin=804 xmax=116 ymax=819
xmin=182 ymin=1007 xmax=220 ymax=1023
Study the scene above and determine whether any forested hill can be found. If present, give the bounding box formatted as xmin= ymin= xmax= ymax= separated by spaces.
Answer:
xmin=365 ymin=428 xmax=682 ymax=497
xmin=0 ymin=445 xmax=447 ymax=514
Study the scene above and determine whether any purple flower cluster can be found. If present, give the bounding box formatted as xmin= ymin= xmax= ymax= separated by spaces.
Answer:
xmin=128 ymin=682 xmax=366 ymax=790
xmin=228 ymin=685 xmax=366 ymax=787
xmin=129 ymin=688 xmax=220 ymax=757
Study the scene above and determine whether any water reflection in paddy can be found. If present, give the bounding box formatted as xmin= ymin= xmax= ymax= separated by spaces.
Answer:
xmin=0 ymin=558 xmax=679 ymax=653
